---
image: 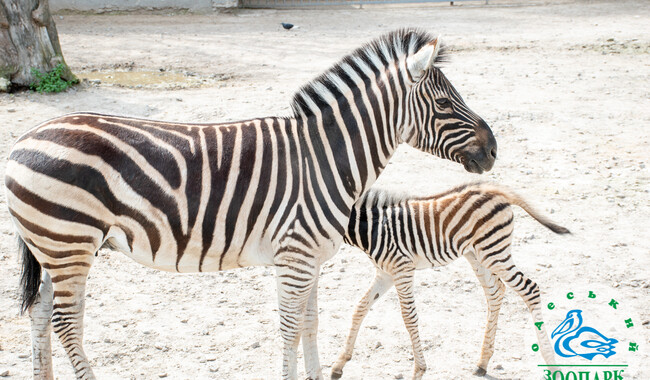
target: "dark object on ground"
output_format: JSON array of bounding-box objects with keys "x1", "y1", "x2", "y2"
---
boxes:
[{"x1": 281, "y1": 23, "x2": 294, "y2": 30}]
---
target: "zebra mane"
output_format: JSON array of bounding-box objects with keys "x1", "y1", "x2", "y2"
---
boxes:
[{"x1": 290, "y1": 28, "x2": 448, "y2": 118}]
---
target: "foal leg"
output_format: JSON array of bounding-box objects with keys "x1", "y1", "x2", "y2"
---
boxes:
[
  {"x1": 481, "y1": 249, "x2": 556, "y2": 368},
  {"x1": 30, "y1": 270, "x2": 54, "y2": 380},
  {"x1": 393, "y1": 266, "x2": 427, "y2": 380},
  {"x1": 49, "y1": 259, "x2": 96, "y2": 380},
  {"x1": 302, "y1": 272, "x2": 322, "y2": 380},
  {"x1": 331, "y1": 269, "x2": 393, "y2": 379},
  {"x1": 464, "y1": 252, "x2": 505, "y2": 376}
]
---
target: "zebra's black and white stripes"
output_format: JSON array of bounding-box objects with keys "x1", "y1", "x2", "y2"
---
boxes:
[
  {"x1": 7, "y1": 29, "x2": 496, "y2": 380},
  {"x1": 332, "y1": 182, "x2": 569, "y2": 379}
]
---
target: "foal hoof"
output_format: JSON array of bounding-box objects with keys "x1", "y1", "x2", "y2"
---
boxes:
[
  {"x1": 473, "y1": 367, "x2": 487, "y2": 377},
  {"x1": 331, "y1": 369, "x2": 343, "y2": 379}
]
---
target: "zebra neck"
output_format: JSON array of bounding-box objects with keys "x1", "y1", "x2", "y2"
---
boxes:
[{"x1": 296, "y1": 85, "x2": 404, "y2": 198}]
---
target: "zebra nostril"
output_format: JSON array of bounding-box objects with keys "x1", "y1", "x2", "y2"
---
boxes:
[{"x1": 490, "y1": 148, "x2": 497, "y2": 159}]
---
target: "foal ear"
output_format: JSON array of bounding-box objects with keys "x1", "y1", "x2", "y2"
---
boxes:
[{"x1": 406, "y1": 35, "x2": 442, "y2": 81}]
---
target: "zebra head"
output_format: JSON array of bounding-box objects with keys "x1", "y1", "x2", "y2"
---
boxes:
[{"x1": 403, "y1": 36, "x2": 497, "y2": 174}]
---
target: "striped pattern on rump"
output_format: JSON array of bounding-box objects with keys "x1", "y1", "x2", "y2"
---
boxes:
[
  {"x1": 332, "y1": 182, "x2": 569, "y2": 380},
  {"x1": 7, "y1": 29, "x2": 498, "y2": 380}
]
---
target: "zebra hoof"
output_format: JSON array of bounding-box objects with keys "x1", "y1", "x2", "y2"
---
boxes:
[
  {"x1": 473, "y1": 367, "x2": 487, "y2": 377},
  {"x1": 331, "y1": 369, "x2": 343, "y2": 379}
]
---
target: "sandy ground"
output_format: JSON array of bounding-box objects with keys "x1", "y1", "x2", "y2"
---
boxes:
[{"x1": 1, "y1": 1, "x2": 649, "y2": 379}]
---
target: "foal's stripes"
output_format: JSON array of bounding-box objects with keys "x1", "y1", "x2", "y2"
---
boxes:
[{"x1": 333, "y1": 182, "x2": 568, "y2": 379}]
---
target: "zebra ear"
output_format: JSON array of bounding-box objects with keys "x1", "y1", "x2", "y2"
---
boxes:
[{"x1": 406, "y1": 35, "x2": 441, "y2": 81}]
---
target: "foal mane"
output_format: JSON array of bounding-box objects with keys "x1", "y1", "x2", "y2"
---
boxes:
[
  {"x1": 290, "y1": 28, "x2": 448, "y2": 118},
  {"x1": 358, "y1": 182, "x2": 487, "y2": 208}
]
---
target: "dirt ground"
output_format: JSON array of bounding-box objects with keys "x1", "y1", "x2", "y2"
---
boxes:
[{"x1": 1, "y1": 1, "x2": 649, "y2": 379}]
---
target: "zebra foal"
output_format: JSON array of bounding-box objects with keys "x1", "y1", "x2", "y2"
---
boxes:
[
  {"x1": 332, "y1": 182, "x2": 569, "y2": 379},
  {"x1": 7, "y1": 29, "x2": 497, "y2": 379}
]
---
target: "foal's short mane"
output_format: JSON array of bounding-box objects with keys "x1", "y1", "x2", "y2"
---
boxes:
[
  {"x1": 358, "y1": 181, "x2": 487, "y2": 208},
  {"x1": 290, "y1": 28, "x2": 448, "y2": 118}
]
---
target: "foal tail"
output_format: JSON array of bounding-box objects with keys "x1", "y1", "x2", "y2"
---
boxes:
[
  {"x1": 498, "y1": 188, "x2": 571, "y2": 235},
  {"x1": 18, "y1": 237, "x2": 42, "y2": 314},
  {"x1": 477, "y1": 183, "x2": 571, "y2": 235}
]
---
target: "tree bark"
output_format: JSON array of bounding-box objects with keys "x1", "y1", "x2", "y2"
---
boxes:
[{"x1": 0, "y1": 0, "x2": 75, "y2": 91}]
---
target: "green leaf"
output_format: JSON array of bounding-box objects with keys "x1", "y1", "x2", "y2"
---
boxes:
[{"x1": 29, "y1": 63, "x2": 76, "y2": 93}]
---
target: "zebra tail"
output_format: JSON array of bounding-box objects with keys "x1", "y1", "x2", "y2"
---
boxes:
[
  {"x1": 498, "y1": 188, "x2": 571, "y2": 235},
  {"x1": 18, "y1": 236, "x2": 42, "y2": 314}
]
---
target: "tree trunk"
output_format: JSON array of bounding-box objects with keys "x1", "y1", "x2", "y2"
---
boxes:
[{"x1": 0, "y1": 0, "x2": 75, "y2": 91}]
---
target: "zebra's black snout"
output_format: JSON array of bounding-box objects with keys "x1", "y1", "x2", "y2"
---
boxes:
[
  {"x1": 460, "y1": 120, "x2": 496, "y2": 174},
  {"x1": 476, "y1": 120, "x2": 497, "y2": 172}
]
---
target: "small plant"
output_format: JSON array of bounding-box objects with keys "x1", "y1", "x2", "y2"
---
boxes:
[{"x1": 30, "y1": 63, "x2": 78, "y2": 93}]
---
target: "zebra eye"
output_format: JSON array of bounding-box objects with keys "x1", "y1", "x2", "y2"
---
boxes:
[{"x1": 435, "y1": 98, "x2": 451, "y2": 108}]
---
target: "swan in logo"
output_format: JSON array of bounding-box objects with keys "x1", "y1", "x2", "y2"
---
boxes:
[{"x1": 551, "y1": 309, "x2": 618, "y2": 360}]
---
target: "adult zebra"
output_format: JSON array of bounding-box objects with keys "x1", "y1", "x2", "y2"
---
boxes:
[{"x1": 6, "y1": 29, "x2": 496, "y2": 380}]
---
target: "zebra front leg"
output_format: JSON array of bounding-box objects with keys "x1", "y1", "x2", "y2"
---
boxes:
[
  {"x1": 393, "y1": 267, "x2": 427, "y2": 380},
  {"x1": 302, "y1": 271, "x2": 322, "y2": 380},
  {"x1": 275, "y1": 259, "x2": 319, "y2": 380},
  {"x1": 30, "y1": 270, "x2": 54, "y2": 380},
  {"x1": 464, "y1": 252, "x2": 505, "y2": 377},
  {"x1": 50, "y1": 263, "x2": 96, "y2": 380},
  {"x1": 331, "y1": 269, "x2": 393, "y2": 379},
  {"x1": 481, "y1": 251, "x2": 557, "y2": 370}
]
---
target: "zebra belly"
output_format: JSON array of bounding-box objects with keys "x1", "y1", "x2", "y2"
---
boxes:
[
  {"x1": 104, "y1": 225, "x2": 275, "y2": 273},
  {"x1": 413, "y1": 250, "x2": 463, "y2": 269}
]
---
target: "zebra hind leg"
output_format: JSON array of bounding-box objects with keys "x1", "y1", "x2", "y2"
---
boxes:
[
  {"x1": 481, "y1": 249, "x2": 557, "y2": 370},
  {"x1": 464, "y1": 252, "x2": 505, "y2": 377},
  {"x1": 49, "y1": 255, "x2": 96, "y2": 380},
  {"x1": 30, "y1": 270, "x2": 54, "y2": 380},
  {"x1": 331, "y1": 269, "x2": 393, "y2": 379},
  {"x1": 392, "y1": 266, "x2": 427, "y2": 380}
]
